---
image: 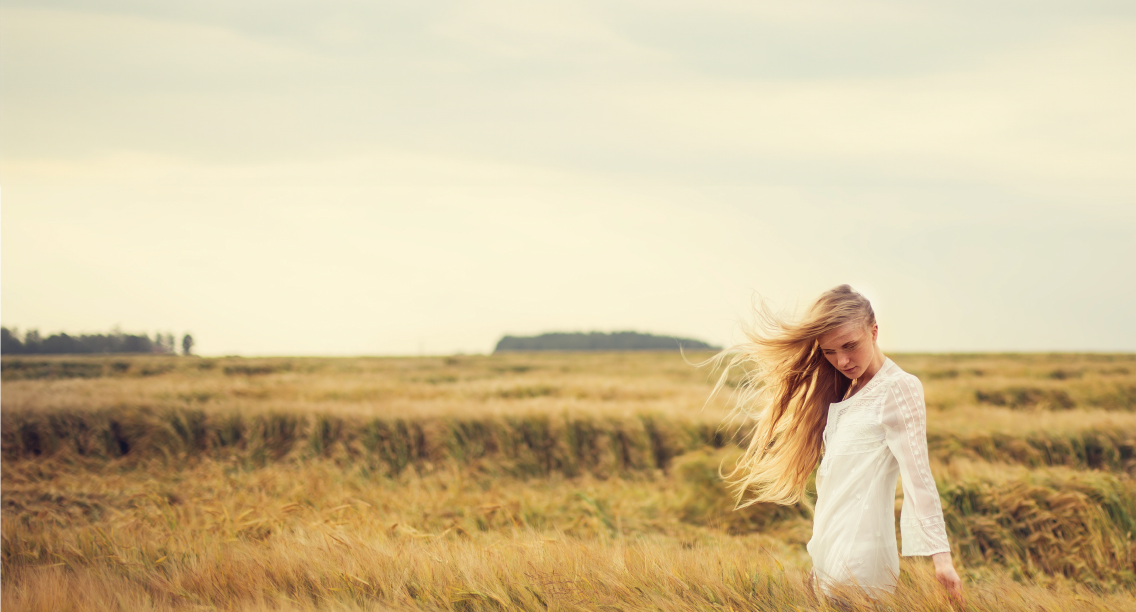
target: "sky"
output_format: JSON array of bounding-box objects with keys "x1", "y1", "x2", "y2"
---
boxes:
[{"x1": 2, "y1": 0, "x2": 1134, "y2": 356}]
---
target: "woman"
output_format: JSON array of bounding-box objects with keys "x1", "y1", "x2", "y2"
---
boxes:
[{"x1": 710, "y1": 285, "x2": 962, "y2": 600}]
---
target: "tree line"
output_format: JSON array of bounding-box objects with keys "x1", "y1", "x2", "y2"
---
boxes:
[
  {"x1": 494, "y1": 331, "x2": 720, "y2": 353},
  {"x1": 1, "y1": 327, "x2": 195, "y2": 355}
]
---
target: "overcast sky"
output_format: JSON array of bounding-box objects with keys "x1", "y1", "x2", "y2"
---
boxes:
[{"x1": 2, "y1": 0, "x2": 1134, "y2": 355}]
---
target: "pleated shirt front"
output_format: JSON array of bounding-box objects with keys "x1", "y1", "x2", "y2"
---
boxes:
[{"x1": 806, "y1": 358, "x2": 951, "y2": 595}]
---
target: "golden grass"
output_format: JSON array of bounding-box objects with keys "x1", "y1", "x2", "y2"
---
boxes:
[
  {"x1": 0, "y1": 353, "x2": 734, "y2": 420},
  {"x1": 4, "y1": 456, "x2": 1134, "y2": 611},
  {"x1": 4, "y1": 352, "x2": 1136, "y2": 611},
  {"x1": 9, "y1": 535, "x2": 1135, "y2": 612},
  {"x1": 4, "y1": 352, "x2": 1133, "y2": 420}
]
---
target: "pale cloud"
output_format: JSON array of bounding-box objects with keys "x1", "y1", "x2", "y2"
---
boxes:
[
  {"x1": 2, "y1": 151, "x2": 813, "y2": 354},
  {"x1": 430, "y1": 1, "x2": 659, "y2": 63},
  {"x1": 606, "y1": 22, "x2": 1136, "y2": 193},
  {"x1": 2, "y1": 1, "x2": 1134, "y2": 354},
  {"x1": 614, "y1": 0, "x2": 936, "y2": 27}
]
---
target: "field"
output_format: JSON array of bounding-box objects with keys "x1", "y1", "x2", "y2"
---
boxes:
[{"x1": 3, "y1": 352, "x2": 1136, "y2": 611}]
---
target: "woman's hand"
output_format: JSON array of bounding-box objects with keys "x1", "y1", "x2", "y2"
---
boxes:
[{"x1": 931, "y1": 552, "x2": 963, "y2": 605}]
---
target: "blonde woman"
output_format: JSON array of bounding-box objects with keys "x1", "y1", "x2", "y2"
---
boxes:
[{"x1": 712, "y1": 285, "x2": 962, "y2": 600}]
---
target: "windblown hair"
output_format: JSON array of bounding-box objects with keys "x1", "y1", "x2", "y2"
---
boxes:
[{"x1": 707, "y1": 284, "x2": 876, "y2": 507}]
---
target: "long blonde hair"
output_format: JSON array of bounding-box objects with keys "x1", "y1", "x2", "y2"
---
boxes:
[{"x1": 708, "y1": 284, "x2": 876, "y2": 507}]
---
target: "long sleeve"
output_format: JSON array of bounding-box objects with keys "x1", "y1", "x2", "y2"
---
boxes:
[{"x1": 880, "y1": 373, "x2": 951, "y2": 556}]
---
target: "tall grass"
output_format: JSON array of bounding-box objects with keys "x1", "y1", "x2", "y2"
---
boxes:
[
  {"x1": 8, "y1": 536, "x2": 1136, "y2": 611},
  {"x1": 1, "y1": 408, "x2": 727, "y2": 478},
  {"x1": 4, "y1": 456, "x2": 1136, "y2": 611},
  {"x1": 938, "y1": 462, "x2": 1136, "y2": 588},
  {"x1": 5, "y1": 405, "x2": 1133, "y2": 475},
  {"x1": 4, "y1": 352, "x2": 1136, "y2": 611}
]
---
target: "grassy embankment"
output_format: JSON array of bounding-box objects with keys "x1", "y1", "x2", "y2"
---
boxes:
[{"x1": 3, "y1": 352, "x2": 1136, "y2": 611}]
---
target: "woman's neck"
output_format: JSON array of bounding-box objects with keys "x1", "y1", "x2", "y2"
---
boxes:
[{"x1": 847, "y1": 347, "x2": 887, "y2": 397}]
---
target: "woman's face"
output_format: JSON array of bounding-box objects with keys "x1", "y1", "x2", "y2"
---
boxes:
[{"x1": 818, "y1": 322, "x2": 879, "y2": 380}]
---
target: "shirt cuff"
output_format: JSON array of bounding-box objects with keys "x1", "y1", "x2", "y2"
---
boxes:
[{"x1": 899, "y1": 515, "x2": 951, "y2": 556}]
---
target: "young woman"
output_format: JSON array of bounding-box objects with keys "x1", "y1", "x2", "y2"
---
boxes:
[{"x1": 711, "y1": 285, "x2": 962, "y2": 600}]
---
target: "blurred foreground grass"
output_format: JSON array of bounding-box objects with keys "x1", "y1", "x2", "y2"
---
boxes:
[{"x1": 3, "y1": 352, "x2": 1136, "y2": 611}]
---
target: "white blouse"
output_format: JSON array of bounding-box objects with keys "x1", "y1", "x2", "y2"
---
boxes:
[{"x1": 806, "y1": 357, "x2": 951, "y2": 596}]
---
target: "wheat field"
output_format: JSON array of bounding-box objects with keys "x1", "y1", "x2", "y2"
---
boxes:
[{"x1": 3, "y1": 352, "x2": 1136, "y2": 611}]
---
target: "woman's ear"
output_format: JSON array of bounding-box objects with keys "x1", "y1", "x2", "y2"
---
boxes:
[{"x1": 871, "y1": 324, "x2": 879, "y2": 342}]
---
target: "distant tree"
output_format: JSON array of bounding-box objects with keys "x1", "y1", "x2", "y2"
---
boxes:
[
  {"x1": 41, "y1": 333, "x2": 81, "y2": 354},
  {"x1": 122, "y1": 334, "x2": 153, "y2": 353},
  {"x1": 24, "y1": 330, "x2": 42, "y2": 354},
  {"x1": 0, "y1": 327, "x2": 183, "y2": 355},
  {"x1": 1, "y1": 327, "x2": 24, "y2": 354},
  {"x1": 494, "y1": 331, "x2": 719, "y2": 353},
  {"x1": 182, "y1": 334, "x2": 195, "y2": 356},
  {"x1": 153, "y1": 332, "x2": 174, "y2": 354}
]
